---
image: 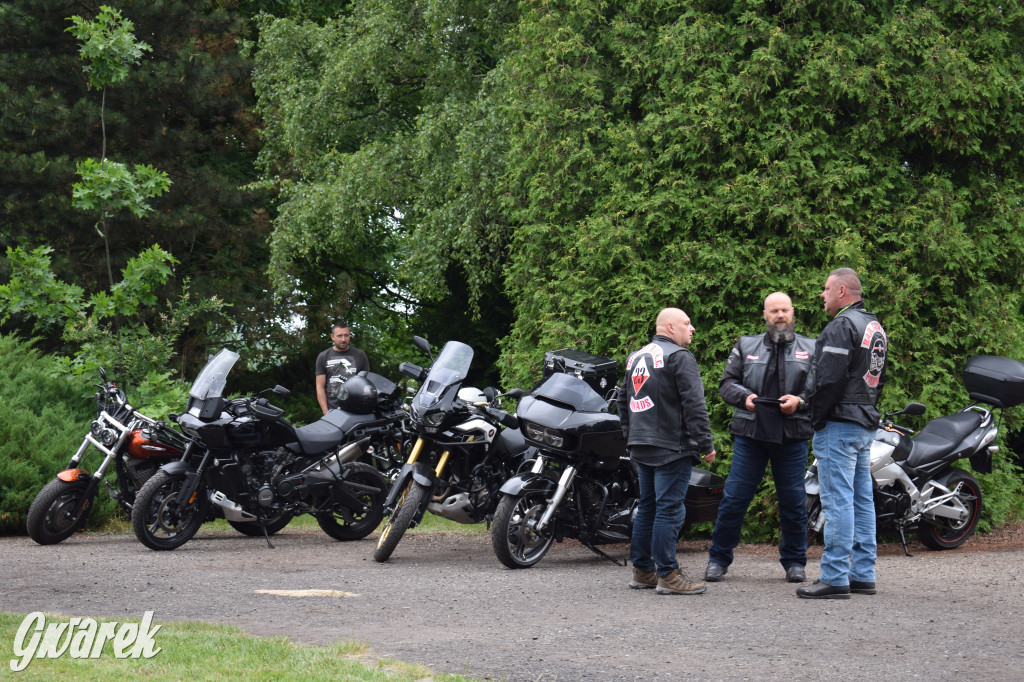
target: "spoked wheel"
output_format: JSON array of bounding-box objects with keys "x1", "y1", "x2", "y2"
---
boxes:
[
  {"x1": 132, "y1": 470, "x2": 208, "y2": 551},
  {"x1": 26, "y1": 478, "x2": 95, "y2": 545},
  {"x1": 919, "y1": 469, "x2": 982, "y2": 550},
  {"x1": 317, "y1": 463, "x2": 387, "y2": 541},
  {"x1": 228, "y1": 515, "x2": 292, "y2": 537},
  {"x1": 806, "y1": 494, "x2": 824, "y2": 546},
  {"x1": 491, "y1": 490, "x2": 556, "y2": 569},
  {"x1": 373, "y1": 481, "x2": 427, "y2": 562}
]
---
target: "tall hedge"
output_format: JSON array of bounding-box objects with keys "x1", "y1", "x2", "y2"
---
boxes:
[
  {"x1": 491, "y1": 0, "x2": 1024, "y2": 534},
  {"x1": 0, "y1": 336, "x2": 97, "y2": 533}
]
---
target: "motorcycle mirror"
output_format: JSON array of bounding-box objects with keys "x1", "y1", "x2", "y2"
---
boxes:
[
  {"x1": 412, "y1": 335, "x2": 433, "y2": 361},
  {"x1": 98, "y1": 367, "x2": 107, "y2": 382},
  {"x1": 502, "y1": 388, "x2": 525, "y2": 401},
  {"x1": 483, "y1": 387, "x2": 498, "y2": 402},
  {"x1": 273, "y1": 385, "x2": 291, "y2": 399},
  {"x1": 900, "y1": 402, "x2": 927, "y2": 416}
]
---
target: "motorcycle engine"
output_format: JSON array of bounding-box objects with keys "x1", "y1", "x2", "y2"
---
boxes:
[
  {"x1": 240, "y1": 448, "x2": 295, "y2": 507},
  {"x1": 122, "y1": 457, "x2": 160, "y2": 490},
  {"x1": 874, "y1": 488, "x2": 911, "y2": 528}
]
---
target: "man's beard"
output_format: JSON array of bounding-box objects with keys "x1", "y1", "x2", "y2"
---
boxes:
[{"x1": 767, "y1": 320, "x2": 796, "y2": 344}]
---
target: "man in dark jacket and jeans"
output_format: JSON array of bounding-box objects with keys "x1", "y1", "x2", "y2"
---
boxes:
[
  {"x1": 618, "y1": 308, "x2": 716, "y2": 595},
  {"x1": 798, "y1": 268, "x2": 888, "y2": 599},
  {"x1": 706, "y1": 292, "x2": 815, "y2": 584}
]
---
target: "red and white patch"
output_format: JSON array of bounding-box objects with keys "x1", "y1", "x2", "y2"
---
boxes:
[
  {"x1": 631, "y1": 357, "x2": 650, "y2": 394},
  {"x1": 746, "y1": 354, "x2": 760, "y2": 361},
  {"x1": 860, "y1": 321, "x2": 887, "y2": 348},
  {"x1": 794, "y1": 350, "x2": 809, "y2": 360},
  {"x1": 626, "y1": 343, "x2": 665, "y2": 370},
  {"x1": 630, "y1": 396, "x2": 655, "y2": 412}
]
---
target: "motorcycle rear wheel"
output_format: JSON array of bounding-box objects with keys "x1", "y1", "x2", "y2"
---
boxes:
[
  {"x1": 918, "y1": 469, "x2": 982, "y2": 550},
  {"x1": 132, "y1": 470, "x2": 208, "y2": 551},
  {"x1": 26, "y1": 478, "x2": 95, "y2": 545},
  {"x1": 491, "y1": 490, "x2": 556, "y2": 569},
  {"x1": 228, "y1": 515, "x2": 292, "y2": 537},
  {"x1": 373, "y1": 480, "x2": 427, "y2": 562},
  {"x1": 317, "y1": 462, "x2": 387, "y2": 541}
]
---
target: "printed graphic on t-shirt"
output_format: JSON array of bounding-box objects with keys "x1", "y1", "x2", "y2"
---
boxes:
[{"x1": 325, "y1": 357, "x2": 357, "y2": 397}]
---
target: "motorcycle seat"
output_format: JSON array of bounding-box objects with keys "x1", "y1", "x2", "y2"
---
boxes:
[
  {"x1": 904, "y1": 411, "x2": 983, "y2": 469},
  {"x1": 291, "y1": 419, "x2": 347, "y2": 456}
]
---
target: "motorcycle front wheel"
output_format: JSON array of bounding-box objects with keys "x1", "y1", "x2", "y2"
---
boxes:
[
  {"x1": 919, "y1": 469, "x2": 982, "y2": 550},
  {"x1": 372, "y1": 480, "x2": 427, "y2": 562},
  {"x1": 317, "y1": 463, "x2": 387, "y2": 541},
  {"x1": 491, "y1": 490, "x2": 556, "y2": 569},
  {"x1": 26, "y1": 478, "x2": 95, "y2": 545},
  {"x1": 132, "y1": 470, "x2": 209, "y2": 551}
]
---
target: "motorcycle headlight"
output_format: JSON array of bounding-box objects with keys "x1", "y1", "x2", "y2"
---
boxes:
[
  {"x1": 424, "y1": 411, "x2": 445, "y2": 427},
  {"x1": 523, "y1": 421, "x2": 566, "y2": 449},
  {"x1": 543, "y1": 430, "x2": 564, "y2": 448},
  {"x1": 524, "y1": 422, "x2": 545, "y2": 441}
]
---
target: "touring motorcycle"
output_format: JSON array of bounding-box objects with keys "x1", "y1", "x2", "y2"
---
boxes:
[
  {"x1": 372, "y1": 337, "x2": 531, "y2": 562},
  {"x1": 131, "y1": 349, "x2": 392, "y2": 550},
  {"x1": 26, "y1": 367, "x2": 190, "y2": 545},
  {"x1": 491, "y1": 364, "x2": 723, "y2": 569},
  {"x1": 805, "y1": 355, "x2": 1024, "y2": 554}
]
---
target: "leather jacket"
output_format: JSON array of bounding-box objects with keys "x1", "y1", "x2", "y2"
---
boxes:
[
  {"x1": 719, "y1": 332, "x2": 815, "y2": 440},
  {"x1": 616, "y1": 336, "x2": 714, "y2": 459},
  {"x1": 808, "y1": 301, "x2": 888, "y2": 430}
]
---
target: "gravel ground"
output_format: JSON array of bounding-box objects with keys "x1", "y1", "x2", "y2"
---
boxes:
[{"x1": 2, "y1": 524, "x2": 1024, "y2": 681}]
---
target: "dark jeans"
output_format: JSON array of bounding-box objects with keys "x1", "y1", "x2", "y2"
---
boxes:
[
  {"x1": 631, "y1": 457, "x2": 693, "y2": 576},
  {"x1": 708, "y1": 435, "x2": 809, "y2": 569}
]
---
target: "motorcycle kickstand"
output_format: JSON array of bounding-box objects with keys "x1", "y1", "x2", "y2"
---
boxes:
[
  {"x1": 897, "y1": 526, "x2": 912, "y2": 557},
  {"x1": 585, "y1": 543, "x2": 626, "y2": 567},
  {"x1": 261, "y1": 521, "x2": 275, "y2": 550}
]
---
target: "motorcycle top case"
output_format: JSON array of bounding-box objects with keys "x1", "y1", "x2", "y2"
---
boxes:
[
  {"x1": 963, "y1": 355, "x2": 1024, "y2": 408},
  {"x1": 543, "y1": 349, "x2": 618, "y2": 397}
]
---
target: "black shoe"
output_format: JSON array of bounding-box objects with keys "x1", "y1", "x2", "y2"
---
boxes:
[
  {"x1": 850, "y1": 580, "x2": 876, "y2": 595},
  {"x1": 796, "y1": 580, "x2": 850, "y2": 599},
  {"x1": 785, "y1": 565, "x2": 806, "y2": 583},
  {"x1": 704, "y1": 562, "x2": 727, "y2": 582}
]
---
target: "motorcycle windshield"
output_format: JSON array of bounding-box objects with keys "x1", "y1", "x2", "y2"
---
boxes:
[
  {"x1": 414, "y1": 341, "x2": 474, "y2": 409},
  {"x1": 189, "y1": 349, "x2": 240, "y2": 400},
  {"x1": 533, "y1": 372, "x2": 607, "y2": 412}
]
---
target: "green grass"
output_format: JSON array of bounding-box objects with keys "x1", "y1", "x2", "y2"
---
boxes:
[{"x1": 0, "y1": 612, "x2": 481, "y2": 680}]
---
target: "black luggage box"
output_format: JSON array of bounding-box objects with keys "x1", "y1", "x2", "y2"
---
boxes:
[
  {"x1": 684, "y1": 467, "x2": 725, "y2": 525},
  {"x1": 963, "y1": 355, "x2": 1024, "y2": 408},
  {"x1": 543, "y1": 348, "x2": 618, "y2": 397}
]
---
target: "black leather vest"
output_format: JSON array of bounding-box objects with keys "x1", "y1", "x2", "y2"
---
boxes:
[{"x1": 729, "y1": 333, "x2": 815, "y2": 431}]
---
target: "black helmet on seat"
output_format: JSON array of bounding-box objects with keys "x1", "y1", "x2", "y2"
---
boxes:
[{"x1": 337, "y1": 374, "x2": 377, "y2": 414}]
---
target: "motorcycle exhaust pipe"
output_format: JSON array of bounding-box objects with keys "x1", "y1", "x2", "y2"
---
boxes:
[
  {"x1": 209, "y1": 490, "x2": 256, "y2": 522},
  {"x1": 337, "y1": 437, "x2": 370, "y2": 464}
]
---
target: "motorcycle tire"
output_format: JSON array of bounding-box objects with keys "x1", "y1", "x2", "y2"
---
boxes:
[
  {"x1": 918, "y1": 468, "x2": 982, "y2": 551},
  {"x1": 806, "y1": 494, "x2": 823, "y2": 546},
  {"x1": 26, "y1": 478, "x2": 95, "y2": 545},
  {"x1": 228, "y1": 515, "x2": 292, "y2": 537},
  {"x1": 491, "y1": 490, "x2": 556, "y2": 569},
  {"x1": 373, "y1": 480, "x2": 427, "y2": 562},
  {"x1": 317, "y1": 463, "x2": 387, "y2": 542},
  {"x1": 132, "y1": 470, "x2": 209, "y2": 551}
]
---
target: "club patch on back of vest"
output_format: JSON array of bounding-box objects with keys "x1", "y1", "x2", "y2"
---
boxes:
[
  {"x1": 631, "y1": 357, "x2": 650, "y2": 394},
  {"x1": 630, "y1": 396, "x2": 655, "y2": 412},
  {"x1": 861, "y1": 321, "x2": 888, "y2": 388},
  {"x1": 626, "y1": 343, "x2": 665, "y2": 370}
]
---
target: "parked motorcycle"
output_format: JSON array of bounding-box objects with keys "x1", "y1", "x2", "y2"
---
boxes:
[
  {"x1": 491, "y1": 361, "x2": 723, "y2": 569},
  {"x1": 805, "y1": 355, "x2": 1024, "y2": 554},
  {"x1": 131, "y1": 349, "x2": 391, "y2": 550},
  {"x1": 26, "y1": 367, "x2": 190, "y2": 545},
  {"x1": 372, "y1": 337, "x2": 531, "y2": 562}
]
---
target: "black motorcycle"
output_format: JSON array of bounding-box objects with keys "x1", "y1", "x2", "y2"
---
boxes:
[
  {"x1": 491, "y1": 369, "x2": 722, "y2": 569},
  {"x1": 131, "y1": 349, "x2": 392, "y2": 550},
  {"x1": 372, "y1": 337, "x2": 531, "y2": 562},
  {"x1": 26, "y1": 367, "x2": 190, "y2": 544}
]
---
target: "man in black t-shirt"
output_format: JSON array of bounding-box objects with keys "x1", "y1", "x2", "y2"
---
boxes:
[{"x1": 315, "y1": 322, "x2": 370, "y2": 413}]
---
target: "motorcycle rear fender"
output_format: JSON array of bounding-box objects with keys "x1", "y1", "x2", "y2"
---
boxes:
[{"x1": 500, "y1": 473, "x2": 557, "y2": 497}]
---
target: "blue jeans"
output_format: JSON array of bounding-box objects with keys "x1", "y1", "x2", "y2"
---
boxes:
[
  {"x1": 631, "y1": 457, "x2": 693, "y2": 576},
  {"x1": 709, "y1": 435, "x2": 809, "y2": 569},
  {"x1": 814, "y1": 421, "x2": 876, "y2": 586}
]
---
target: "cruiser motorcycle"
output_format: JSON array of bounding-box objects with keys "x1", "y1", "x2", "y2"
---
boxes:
[
  {"x1": 491, "y1": 370, "x2": 722, "y2": 569},
  {"x1": 372, "y1": 337, "x2": 531, "y2": 562},
  {"x1": 26, "y1": 367, "x2": 190, "y2": 545},
  {"x1": 131, "y1": 349, "x2": 392, "y2": 550},
  {"x1": 805, "y1": 355, "x2": 1024, "y2": 554}
]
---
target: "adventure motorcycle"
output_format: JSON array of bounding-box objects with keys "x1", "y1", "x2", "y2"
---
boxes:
[
  {"x1": 131, "y1": 349, "x2": 391, "y2": 550},
  {"x1": 372, "y1": 337, "x2": 531, "y2": 562},
  {"x1": 805, "y1": 354, "x2": 1024, "y2": 554},
  {"x1": 491, "y1": 366, "x2": 722, "y2": 569},
  {"x1": 26, "y1": 367, "x2": 190, "y2": 545}
]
